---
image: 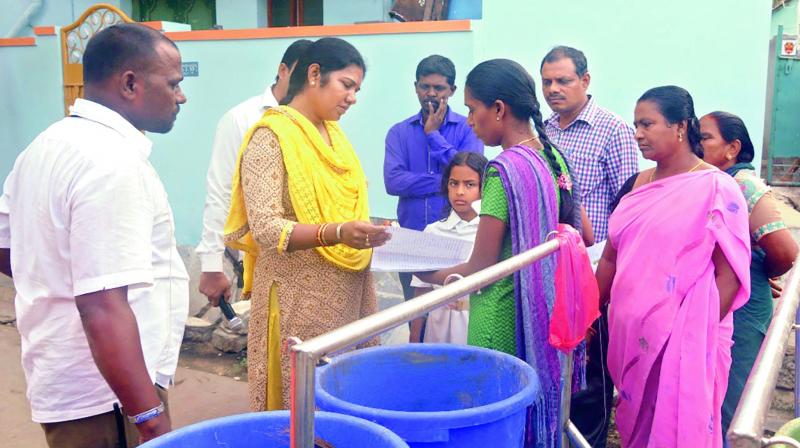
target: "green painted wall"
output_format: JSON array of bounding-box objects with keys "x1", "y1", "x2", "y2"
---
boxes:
[
  {"x1": 773, "y1": 1, "x2": 798, "y2": 36},
  {"x1": 476, "y1": 0, "x2": 770, "y2": 173},
  {"x1": 215, "y1": 0, "x2": 266, "y2": 29},
  {"x1": 1, "y1": 1, "x2": 131, "y2": 37},
  {"x1": 0, "y1": 0, "x2": 772, "y2": 245},
  {"x1": 323, "y1": 0, "x2": 391, "y2": 25},
  {"x1": 0, "y1": 33, "x2": 64, "y2": 179}
]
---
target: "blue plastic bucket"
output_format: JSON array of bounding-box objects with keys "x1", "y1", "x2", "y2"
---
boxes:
[
  {"x1": 316, "y1": 344, "x2": 539, "y2": 447},
  {"x1": 140, "y1": 410, "x2": 409, "y2": 447}
]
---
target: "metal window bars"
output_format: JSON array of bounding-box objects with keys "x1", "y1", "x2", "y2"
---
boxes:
[
  {"x1": 728, "y1": 255, "x2": 800, "y2": 448},
  {"x1": 288, "y1": 237, "x2": 593, "y2": 447}
]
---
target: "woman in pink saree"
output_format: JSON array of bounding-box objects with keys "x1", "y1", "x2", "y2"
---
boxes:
[{"x1": 596, "y1": 86, "x2": 751, "y2": 447}]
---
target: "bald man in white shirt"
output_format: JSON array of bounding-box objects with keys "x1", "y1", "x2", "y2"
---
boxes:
[
  {"x1": 196, "y1": 39, "x2": 313, "y2": 306},
  {"x1": 0, "y1": 24, "x2": 187, "y2": 447}
]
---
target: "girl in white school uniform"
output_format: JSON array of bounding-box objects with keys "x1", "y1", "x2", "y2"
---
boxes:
[{"x1": 410, "y1": 151, "x2": 489, "y2": 344}]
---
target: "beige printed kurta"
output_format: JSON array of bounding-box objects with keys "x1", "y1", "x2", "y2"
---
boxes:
[{"x1": 238, "y1": 127, "x2": 377, "y2": 410}]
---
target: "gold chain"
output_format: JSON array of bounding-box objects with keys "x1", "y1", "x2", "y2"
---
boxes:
[
  {"x1": 649, "y1": 159, "x2": 705, "y2": 183},
  {"x1": 513, "y1": 136, "x2": 537, "y2": 147}
]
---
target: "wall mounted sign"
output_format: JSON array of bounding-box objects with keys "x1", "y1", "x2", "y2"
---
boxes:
[
  {"x1": 781, "y1": 39, "x2": 797, "y2": 57},
  {"x1": 182, "y1": 62, "x2": 199, "y2": 77}
]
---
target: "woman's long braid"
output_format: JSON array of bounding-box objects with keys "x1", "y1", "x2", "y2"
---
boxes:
[{"x1": 530, "y1": 100, "x2": 576, "y2": 225}]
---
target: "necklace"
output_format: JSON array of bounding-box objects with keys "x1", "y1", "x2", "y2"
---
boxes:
[
  {"x1": 649, "y1": 159, "x2": 705, "y2": 183},
  {"x1": 513, "y1": 136, "x2": 537, "y2": 147}
]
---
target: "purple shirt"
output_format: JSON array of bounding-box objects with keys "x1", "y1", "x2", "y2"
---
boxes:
[
  {"x1": 544, "y1": 96, "x2": 638, "y2": 241},
  {"x1": 384, "y1": 108, "x2": 483, "y2": 230}
]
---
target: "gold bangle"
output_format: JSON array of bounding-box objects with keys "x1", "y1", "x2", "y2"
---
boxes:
[
  {"x1": 335, "y1": 223, "x2": 344, "y2": 244},
  {"x1": 316, "y1": 224, "x2": 325, "y2": 247},
  {"x1": 320, "y1": 223, "x2": 331, "y2": 246}
]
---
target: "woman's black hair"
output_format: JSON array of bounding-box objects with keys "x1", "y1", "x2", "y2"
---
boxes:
[
  {"x1": 464, "y1": 58, "x2": 577, "y2": 225},
  {"x1": 440, "y1": 151, "x2": 489, "y2": 219},
  {"x1": 705, "y1": 111, "x2": 755, "y2": 164},
  {"x1": 638, "y1": 85, "x2": 703, "y2": 157},
  {"x1": 280, "y1": 37, "x2": 366, "y2": 105}
]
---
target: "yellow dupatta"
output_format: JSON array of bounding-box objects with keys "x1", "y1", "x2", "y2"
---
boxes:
[{"x1": 224, "y1": 106, "x2": 372, "y2": 296}]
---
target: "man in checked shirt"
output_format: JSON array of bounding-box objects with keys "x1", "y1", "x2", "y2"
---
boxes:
[{"x1": 541, "y1": 45, "x2": 638, "y2": 448}]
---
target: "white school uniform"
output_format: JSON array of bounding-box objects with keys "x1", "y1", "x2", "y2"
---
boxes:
[{"x1": 411, "y1": 203, "x2": 480, "y2": 344}]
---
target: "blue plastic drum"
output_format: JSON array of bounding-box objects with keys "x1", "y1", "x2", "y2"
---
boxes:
[
  {"x1": 316, "y1": 344, "x2": 539, "y2": 447},
  {"x1": 140, "y1": 410, "x2": 408, "y2": 447}
]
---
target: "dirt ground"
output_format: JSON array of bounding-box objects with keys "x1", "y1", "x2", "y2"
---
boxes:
[{"x1": 0, "y1": 281, "x2": 250, "y2": 448}]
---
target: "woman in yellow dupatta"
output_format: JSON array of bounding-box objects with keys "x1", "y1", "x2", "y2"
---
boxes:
[{"x1": 224, "y1": 38, "x2": 390, "y2": 411}]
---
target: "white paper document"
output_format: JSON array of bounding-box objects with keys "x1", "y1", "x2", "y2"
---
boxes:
[
  {"x1": 370, "y1": 227, "x2": 474, "y2": 272},
  {"x1": 586, "y1": 239, "x2": 607, "y2": 272}
]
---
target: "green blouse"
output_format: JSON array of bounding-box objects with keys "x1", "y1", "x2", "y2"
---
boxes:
[{"x1": 468, "y1": 166, "x2": 516, "y2": 355}]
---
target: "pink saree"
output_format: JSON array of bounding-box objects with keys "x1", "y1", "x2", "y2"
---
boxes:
[{"x1": 606, "y1": 170, "x2": 751, "y2": 448}]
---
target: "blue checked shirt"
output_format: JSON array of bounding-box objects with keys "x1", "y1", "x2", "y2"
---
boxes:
[{"x1": 544, "y1": 96, "x2": 639, "y2": 241}]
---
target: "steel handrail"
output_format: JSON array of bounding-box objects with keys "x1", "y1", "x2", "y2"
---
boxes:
[
  {"x1": 728, "y1": 256, "x2": 800, "y2": 447},
  {"x1": 288, "y1": 238, "x2": 572, "y2": 447}
]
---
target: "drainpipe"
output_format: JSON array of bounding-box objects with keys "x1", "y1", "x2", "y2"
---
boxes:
[{"x1": 5, "y1": 0, "x2": 44, "y2": 38}]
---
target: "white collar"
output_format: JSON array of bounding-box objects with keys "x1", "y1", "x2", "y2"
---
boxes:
[
  {"x1": 260, "y1": 86, "x2": 279, "y2": 110},
  {"x1": 439, "y1": 201, "x2": 481, "y2": 230},
  {"x1": 69, "y1": 98, "x2": 153, "y2": 160}
]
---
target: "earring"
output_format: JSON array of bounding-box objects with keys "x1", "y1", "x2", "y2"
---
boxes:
[
  {"x1": 496, "y1": 116, "x2": 500, "y2": 121},
  {"x1": 678, "y1": 131, "x2": 683, "y2": 142},
  {"x1": 311, "y1": 81, "x2": 316, "y2": 86},
  {"x1": 726, "y1": 154, "x2": 733, "y2": 160}
]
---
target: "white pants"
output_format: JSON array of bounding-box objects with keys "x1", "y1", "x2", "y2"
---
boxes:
[{"x1": 424, "y1": 298, "x2": 469, "y2": 344}]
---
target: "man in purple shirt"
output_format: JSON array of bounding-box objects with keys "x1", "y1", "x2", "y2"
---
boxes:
[{"x1": 383, "y1": 55, "x2": 483, "y2": 303}]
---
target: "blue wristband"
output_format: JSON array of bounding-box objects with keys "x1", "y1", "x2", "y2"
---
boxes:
[{"x1": 127, "y1": 402, "x2": 165, "y2": 425}]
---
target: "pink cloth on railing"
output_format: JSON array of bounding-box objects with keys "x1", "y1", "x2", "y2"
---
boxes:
[
  {"x1": 607, "y1": 170, "x2": 751, "y2": 448},
  {"x1": 549, "y1": 224, "x2": 600, "y2": 352}
]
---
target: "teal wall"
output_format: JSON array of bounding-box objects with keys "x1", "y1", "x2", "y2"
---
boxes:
[
  {"x1": 0, "y1": 32, "x2": 63, "y2": 179},
  {"x1": 0, "y1": 0, "x2": 772, "y2": 245},
  {"x1": 1, "y1": 1, "x2": 131, "y2": 37},
  {"x1": 772, "y1": 1, "x2": 798, "y2": 36},
  {"x1": 476, "y1": 0, "x2": 770, "y2": 172},
  {"x1": 323, "y1": 0, "x2": 391, "y2": 25},
  {"x1": 216, "y1": 0, "x2": 266, "y2": 29}
]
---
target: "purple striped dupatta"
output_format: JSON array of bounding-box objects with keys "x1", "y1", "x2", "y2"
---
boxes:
[{"x1": 490, "y1": 145, "x2": 580, "y2": 448}]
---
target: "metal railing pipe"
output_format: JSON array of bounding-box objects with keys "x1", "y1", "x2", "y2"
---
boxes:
[
  {"x1": 293, "y1": 239, "x2": 560, "y2": 357},
  {"x1": 290, "y1": 344, "x2": 316, "y2": 448},
  {"x1": 795, "y1": 303, "x2": 800, "y2": 419},
  {"x1": 567, "y1": 420, "x2": 592, "y2": 448},
  {"x1": 560, "y1": 352, "x2": 573, "y2": 448},
  {"x1": 728, "y1": 257, "x2": 800, "y2": 448},
  {"x1": 289, "y1": 238, "x2": 561, "y2": 448}
]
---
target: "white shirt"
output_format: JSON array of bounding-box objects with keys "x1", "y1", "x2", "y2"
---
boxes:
[
  {"x1": 411, "y1": 203, "x2": 480, "y2": 289},
  {"x1": 196, "y1": 87, "x2": 279, "y2": 271},
  {"x1": 0, "y1": 99, "x2": 189, "y2": 423}
]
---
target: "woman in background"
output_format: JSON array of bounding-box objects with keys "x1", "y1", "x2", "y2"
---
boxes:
[{"x1": 700, "y1": 110, "x2": 798, "y2": 434}]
